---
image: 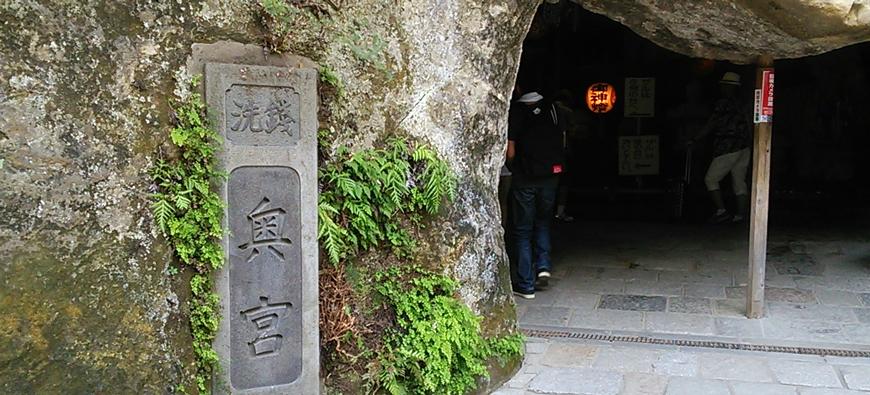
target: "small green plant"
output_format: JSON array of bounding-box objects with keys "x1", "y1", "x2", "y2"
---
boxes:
[
  {"x1": 259, "y1": 0, "x2": 326, "y2": 53},
  {"x1": 318, "y1": 139, "x2": 456, "y2": 265},
  {"x1": 337, "y1": 19, "x2": 391, "y2": 78},
  {"x1": 370, "y1": 267, "x2": 523, "y2": 395},
  {"x1": 319, "y1": 64, "x2": 344, "y2": 96},
  {"x1": 150, "y1": 75, "x2": 224, "y2": 394}
]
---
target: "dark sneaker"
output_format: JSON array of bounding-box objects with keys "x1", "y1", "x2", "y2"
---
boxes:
[
  {"x1": 708, "y1": 211, "x2": 732, "y2": 224},
  {"x1": 536, "y1": 270, "x2": 551, "y2": 288},
  {"x1": 512, "y1": 287, "x2": 535, "y2": 299}
]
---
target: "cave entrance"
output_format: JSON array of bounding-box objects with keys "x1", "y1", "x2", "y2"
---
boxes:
[{"x1": 504, "y1": 2, "x2": 870, "y2": 347}]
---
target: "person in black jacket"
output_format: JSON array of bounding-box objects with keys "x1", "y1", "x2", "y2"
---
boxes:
[{"x1": 506, "y1": 91, "x2": 566, "y2": 299}]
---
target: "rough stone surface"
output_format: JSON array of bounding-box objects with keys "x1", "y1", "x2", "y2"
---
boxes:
[
  {"x1": 599, "y1": 294, "x2": 667, "y2": 312},
  {"x1": 527, "y1": 367, "x2": 623, "y2": 395},
  {"x1": 573, "y1": 0, "x2": 870, "y2": 63},
  {"x1": 769, "y1": 360, "x2": 843, "y2": 388}
]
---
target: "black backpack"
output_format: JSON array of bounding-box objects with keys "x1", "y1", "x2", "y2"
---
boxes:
[{"x1": 516, "y1": 103, "x2": 566, "y2": 177}]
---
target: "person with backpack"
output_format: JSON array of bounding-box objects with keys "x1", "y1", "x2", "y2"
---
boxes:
[{"x1": 506, "y1": 91, "x2": 566, "y2": 299}]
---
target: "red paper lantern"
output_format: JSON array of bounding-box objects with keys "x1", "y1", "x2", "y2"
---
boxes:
[{"x1": 586, "y1": 82, "x2": 617, "y2": 114}]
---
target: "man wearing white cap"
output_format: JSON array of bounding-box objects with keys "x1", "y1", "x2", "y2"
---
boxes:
[
  {"x1": 690, "y1": 72, "x2": 752, "y2": 223},
  {"x1": 506, "y1": 90, "x2": 566, "y2": 299}
]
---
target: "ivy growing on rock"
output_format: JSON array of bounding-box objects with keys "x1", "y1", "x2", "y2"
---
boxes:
[{"x1": 150, "y1": 76, "x2": 224, "y2": 394}]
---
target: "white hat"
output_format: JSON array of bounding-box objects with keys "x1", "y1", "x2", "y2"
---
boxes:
[
  {"x1": 720, "y1": 72, "x2": 741, "y2": 86},
  {"x1": 517, "y1": 92, "x2": 544, "y2": 103}
]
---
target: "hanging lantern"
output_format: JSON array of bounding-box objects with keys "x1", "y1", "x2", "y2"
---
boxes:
[{"x1": 586, "y1": 82, "x2": 617, "y2": 114}]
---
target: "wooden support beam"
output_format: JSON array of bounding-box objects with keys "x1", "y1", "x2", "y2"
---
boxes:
[{"x1": 747, "y1": 55, "x2": 775, "y2": 319}]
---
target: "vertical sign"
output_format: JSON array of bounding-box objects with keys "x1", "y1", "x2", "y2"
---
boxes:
[
  {"x1": 624, "y1": 78, "x2": 655, "y2": 118},
  {"x1": 753, "y1": 89, "x2": 766, "y2": 124},
  {"x1": 206, "y1": 63, "x2": 319, "y2": 394},
  {"x1": 618, "y1": 135, "x2": 660, "y2": 175},
  {"x1": 761, "y1": 69, "x2": 774, "y2": 116}
]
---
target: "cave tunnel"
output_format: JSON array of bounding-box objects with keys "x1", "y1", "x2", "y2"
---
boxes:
[{"x1": 504, "y1": 1, "x2": 870, "y2": 345}]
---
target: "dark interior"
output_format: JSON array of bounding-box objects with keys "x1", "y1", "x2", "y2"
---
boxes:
[{"x1": 511, "y1": 2, "x2": 870, "y2": 227}]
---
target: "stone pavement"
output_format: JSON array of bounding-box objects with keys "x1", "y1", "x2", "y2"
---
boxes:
[
  {"x1": 516, "y1": 221, "x2": 870, "y2": 349},
  {"x1": 495, "y1": 337, "x2": 870, "y2": 395}
]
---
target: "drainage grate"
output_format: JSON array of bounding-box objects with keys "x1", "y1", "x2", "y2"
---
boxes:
[{"x1": 521, "y1": 328, "x2": 870, "y2": 358}]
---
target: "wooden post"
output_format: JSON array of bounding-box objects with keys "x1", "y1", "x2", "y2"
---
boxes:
[{"x1": 747, "y1": 56, "x2": 774, "y2": 318}]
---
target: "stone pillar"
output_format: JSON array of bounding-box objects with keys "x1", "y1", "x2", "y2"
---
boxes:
[{"x1": 206, "y1": 62, "x2": 319, "y2": 394}]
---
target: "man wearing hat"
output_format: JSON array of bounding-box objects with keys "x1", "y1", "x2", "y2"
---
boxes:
[{"x1": 690, "y1": 72, "x2": 752, "y2": 223}]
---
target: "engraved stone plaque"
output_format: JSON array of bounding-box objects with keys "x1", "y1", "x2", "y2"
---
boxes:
[
  {"x1": 225, "y1": 85, "x2": 301, "y2": 146},
  {"x1": 205, "y1": 61, "x2": 318, "y2": 394},
  {"x1": 228, "y1": 166, "x2": 302, "y2": 389}
]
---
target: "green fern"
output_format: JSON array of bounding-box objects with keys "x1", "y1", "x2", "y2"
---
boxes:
[
  {"x1": 317, "y1": 138, "x2": 456, "y2": 266},
  {"x1": 149, "y1": 75, "x2": 224, "y2": 393},
  {"x1": 371, "y1": 267, "x2": 524, "y2": 395}
]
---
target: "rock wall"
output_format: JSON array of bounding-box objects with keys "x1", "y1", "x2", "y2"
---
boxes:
[
  {"x1": 575, "y1": 0, "x2": 870, "y2": 63},
  {"x1": 0, "y1": 0, "x2": 539, "y2": 391}
]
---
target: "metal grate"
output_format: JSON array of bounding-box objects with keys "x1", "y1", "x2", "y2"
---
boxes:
[{"x1": 521, "y1": 328, "x2": 870, "y2": 358}]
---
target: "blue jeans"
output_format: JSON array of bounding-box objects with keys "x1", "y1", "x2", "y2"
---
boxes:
[{"x1": 512, "y1": 185, "x2": 557, "y2": 292}]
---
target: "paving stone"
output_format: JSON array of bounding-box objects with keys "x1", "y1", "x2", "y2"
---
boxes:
[
  {"x1": 550, "y1": 291, "x2": 600, "y2": 310},
  {"x1": 698, "y1": 354, "x2": 773, "y2": 382},
  {"x1": 665, "y1": 377, "x2": 729, "y2": 395},
  {"x1": 797, "y1": 389, "x2": 869, "y2": 395},
  {"x1": 505, "y1": 372, "x2": 537, "y2": 389},
  {"x1": 770, "y1": 248, "x2": 824, "y2": 276},
  {"x1": 766, "y1": 288, "x2": 819, "y2": 304},
  {"x1": 839, "y1": 364, "x2": 870, "y2": 391},
  {"x1": 622, "y1": 373, "x2": 668, "y2": 395},
  {"x1": 540, "y1": 343, "x2": 599, "y2": 368},
  {"x1": 730, "y1": 382, "x2": 798, "y2": 395},
  {"x1": 684, "y1": 284, "x2": 726, "y2": 299},
  {"x1": 714, "y1": 317, "x2": 764, "y2": 338},
  {"x1": 625, "y1": 281, "x2": 683, "y2": 297},
  {"x1": 598, "y1": 295, "x2": 667, "y2": 312},
  {"x1": 853, "y1": 308, "x2": 870, "y2": 324},
  {"x1": 841, "y1": 323, "x2": 870, "y2": 344},
  {"x1": 568, "y1": 308, "x2": 644, "y2": 332},
  {"x1": 769, "y1": 360, "x2": 842, "y2": 388},
  {"x1": 762, "y1": 319, "x2": 847, "y2": 344},
  {"x1": 768, "y1": 303, "x2": 857, "y2": 323},
  {"x1": 726, "y1": 286, "x2": 747, "y2": 299},
  {"x1": 525, "y1": 341, "x2": 549, "y2": 354},
  {"x1": 658, "y1": 271, "x2": 733, "y2": 285},
  {"x1": 593, "y1": 346, "x2": 660, "y2": 373},
  {"x1": 816, "y1": 290, "x2": 863, "y2": 307},
  {"x1": 825, "y1": 356, "x2": 870, "y2": 366},
  {"x1": 653, "y1": 351, "x2": 698, "y2": 377},
  {"x1": 634, "y1": 257, "x2": 696, "y2": 272},
  {"x1": 491, "y1": 388, "x2": 526, "y2": 395},
  {"x1": 765, "y1": 275, "x2": 800, "y2": 289},
  {"x1": 645, "y1": 312, "x2": 716, "y2": 335},
  {"x1": 527, "y1": 367, "x2": 623, "y2": 395},
  {"x1": 667, "y1": 297, "x2": 713, "y2": 314},
  {"x1": 571, "y1": 279, "x2": 626, "y2": 294},
  {"x1": 520, "y1": 306, "x2": 573, "y2": 327},
  {"x1": 860, "y1": 293, "x2": 870, "y2": 306},
  {"x1": 599, "y1": 268, "x2": 659, "y2": 282},
  {"x1": 713, "y1": 298, "x2": 747, "y2": 318}
]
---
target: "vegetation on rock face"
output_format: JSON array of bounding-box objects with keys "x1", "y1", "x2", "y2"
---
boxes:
[
  {"x1": 258, "y1": 1, "x2": 525, "y2": 392},
  {"x1": 150, "y1": 76, "x2": 224, "y2": 394},
  {"x1": 373, "y1": 266, "x2": 524, "y2": 395},
  {"x1": 316, "y1": 137, "x2": 522, "y2": 394},
  {"x1": 318, "y1": 139, "x2": 456, "y2": 265}
]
